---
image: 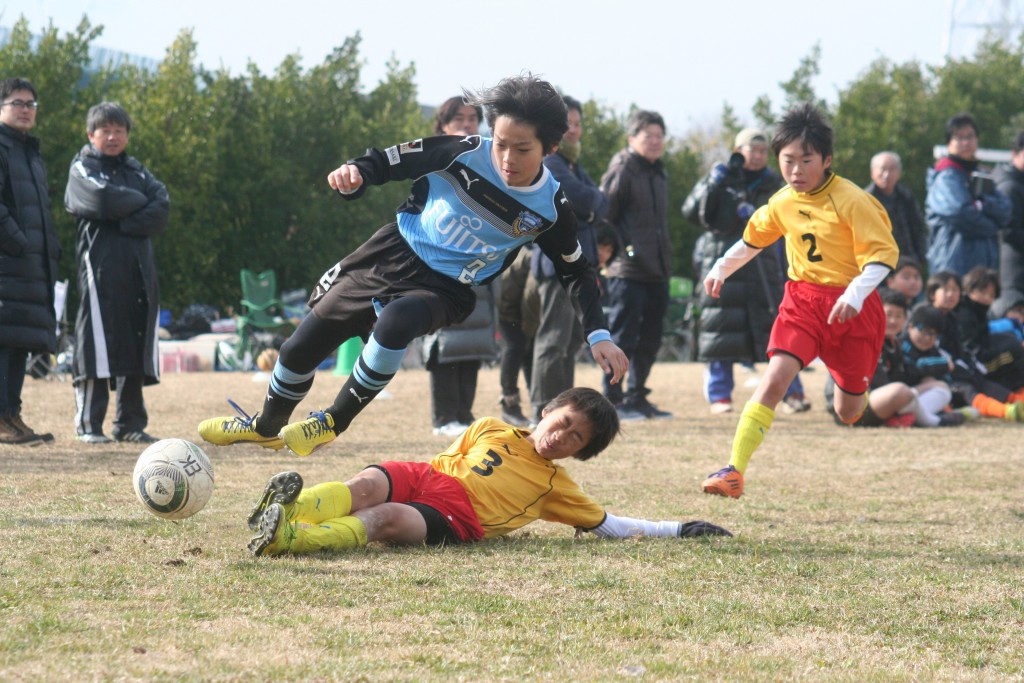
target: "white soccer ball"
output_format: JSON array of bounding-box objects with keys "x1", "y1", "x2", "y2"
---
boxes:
[{"x1": 132, "y1": 439, "x2": 215, "y2": 520}]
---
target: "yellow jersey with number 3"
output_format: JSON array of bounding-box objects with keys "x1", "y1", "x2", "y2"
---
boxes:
[
  {"x1": 742, "y1": 173, "x2": 899, "y2": 286},
  {"x1": 430, "y1": 417, "x2": 606, "y2": 539}
]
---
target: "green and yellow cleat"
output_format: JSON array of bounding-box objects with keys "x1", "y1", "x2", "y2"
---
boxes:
[{"x1": 248, "y1": 503, "x2": 296, "y2": 557}]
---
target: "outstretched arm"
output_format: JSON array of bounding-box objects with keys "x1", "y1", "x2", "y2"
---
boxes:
[
  {"x1": 703, "y1": 239, "x2": 762, "y2": 298},
  {"x1": 588, "y1": 512, "x2": 732, "y2": 539}
]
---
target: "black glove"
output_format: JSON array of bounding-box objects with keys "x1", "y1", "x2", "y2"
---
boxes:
[{"x1": 678, "y1": 520, "x2": 733, "y2": 537}]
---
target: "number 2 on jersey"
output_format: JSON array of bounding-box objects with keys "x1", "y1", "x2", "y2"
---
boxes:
[
  {"x1": 801, "y1": 233, "x2": 824, "y2": 262},
  {"x1": 458, "y1": 258, "x2": 487, "y2": 284}
]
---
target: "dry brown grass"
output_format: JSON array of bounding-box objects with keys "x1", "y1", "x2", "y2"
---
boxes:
[{"x1": 2, "y1": 362, "x2": 1023, "y2": 681}]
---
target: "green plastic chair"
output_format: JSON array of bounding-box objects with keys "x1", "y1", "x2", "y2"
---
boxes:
[{"x1": 231, "y1": 269, "x2": 294, "y2": 369}]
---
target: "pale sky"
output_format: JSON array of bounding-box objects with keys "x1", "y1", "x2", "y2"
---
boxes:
[{"x1": 7, "y1": 0, "x2": 1005, "y2": 135}]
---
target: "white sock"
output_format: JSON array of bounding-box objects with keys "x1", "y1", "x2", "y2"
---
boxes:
[{"x1": 914, "y1": 385, "x2": 952, "y2": 427}]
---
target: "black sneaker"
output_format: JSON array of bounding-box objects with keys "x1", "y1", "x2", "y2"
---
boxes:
[
  {"x1": 113, "y1": 430, "x2": 159, "y2": 443},
  {"x1": 937, "y1": 411, "x2": 966, "y2": 427},
  {"x1": 630, "y1": 398, "x2": 673, "y2": 420},
  {"x1": 499, "y1": 395, "x2": 530, "y2": 428}
]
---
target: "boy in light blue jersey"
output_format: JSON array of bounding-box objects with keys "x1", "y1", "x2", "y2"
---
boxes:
[{"x1": 200, "y1": 75, "x2": 628, "y2": 456}]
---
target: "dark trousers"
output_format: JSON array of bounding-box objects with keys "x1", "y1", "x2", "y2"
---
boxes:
[
  {"x1": 530, "y1": 278, "x2": 583, "y2": 419},
  {"x1": 602, "y1": 277, "x2": 669, "y2": 405},
  {"x1": 74, "y1": 375, "x2": 147, "y2": 436},
  {"x1": 428, "y1": 360, "x2": 480, "y2": 426},
  {"x1": 498, "y1": 319, "x2": 532, "y2": 398},
  {"x1": 0, "y1": 347, "x2": 28, "y2": 419}
]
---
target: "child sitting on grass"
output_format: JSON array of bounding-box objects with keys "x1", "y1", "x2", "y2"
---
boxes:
[
  {"x1": 826, "y1": 290, "x2": 962, "y2": 427},
  {"x1": 925, "y1": 271, "x2": 1024, "y2": 421},
  {"x1": 245, "y1": 388, "x2": 732, "y2": 557},
  {"x1": 881, "y1": 256, "x2": 925, "y2": 307},
  {"x1": 954, "y1": 266, "x2": 1024, "y2": 394},
  {"x1": 897, "y1": 305, "x2": 974, "y2": 426}
]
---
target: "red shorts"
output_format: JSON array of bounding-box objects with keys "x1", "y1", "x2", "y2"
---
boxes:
[
  {"x1": 768, "y1": 280, "x2": 884, "y2": 395},
  {"x1": 373, "y1": 461, "x2": 485, "y2": 543}
]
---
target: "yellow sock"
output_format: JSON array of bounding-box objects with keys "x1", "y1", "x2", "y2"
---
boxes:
[
  {"x1": 291, "y1": 482, "x2": 352, "y2": 525},
  {"x1": 290, "y1": 515, "x2": 367, "y2": 554},
  {"x1": 729, "y1": 401, "x2": 776, "y2": 474}
]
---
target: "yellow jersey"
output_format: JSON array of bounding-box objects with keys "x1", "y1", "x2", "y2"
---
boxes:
[
  {"x1": 430, "y1": 417, "x2": 606, "y2": 539},
  {"x1": 744, "y1": 173, "x2": 899, "y2": 286}
]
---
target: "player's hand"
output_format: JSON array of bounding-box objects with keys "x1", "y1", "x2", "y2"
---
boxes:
[
  {"x1": 591, "y1": 340, "x2": 629, "y2": 384},
  {"x1": 678, "y1": 520, "x2": 733, "y2": 537},
  {"x1": 704, "y1": 275, "x2": 724, "y2": 298},
  {"x1": 827, "y1": 300, "x2": 858, "y2": 325},
  {"x1": 328, "y1": 164, "x2": 364, "y2": 195}
]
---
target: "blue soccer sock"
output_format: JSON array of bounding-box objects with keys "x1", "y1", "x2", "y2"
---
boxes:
[{"x1": 328, "y1": 334, "x2": 406, "y2": 432}]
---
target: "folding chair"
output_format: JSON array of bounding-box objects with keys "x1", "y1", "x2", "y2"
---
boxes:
[
  {"x1": 230, "y1": 269, "x2": 294, "y2": 369},
  {"x1": 657, "y1": 276, "x2": 698, "y2": 362}
]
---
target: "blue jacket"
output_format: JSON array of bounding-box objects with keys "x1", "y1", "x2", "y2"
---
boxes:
[
  {"x1": 925, "y1": 157, "x2": 1011, "y2": 276},
  {"x1": 532, "y1": 151, "x2": 604, "y2": 280}
]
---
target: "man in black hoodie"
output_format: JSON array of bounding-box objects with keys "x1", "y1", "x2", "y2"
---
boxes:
[{"x1": 995, "y1": 131, "x2": 1024, "y2": 296}]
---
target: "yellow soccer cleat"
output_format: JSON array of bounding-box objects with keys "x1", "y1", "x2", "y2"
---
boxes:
[
  {"x1": 279, "y1": 411, "x2": 337, "y2": 457},
  {"x1": 197, "y1": 400, "x2": 283, "y2": 450}
]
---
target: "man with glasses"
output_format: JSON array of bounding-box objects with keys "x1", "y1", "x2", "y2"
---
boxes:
[
  {"x1": 925, "y1": 112, "x2": 1011, "y2": 277},
  {"x1": 0, "y1": 77, "x2": 61, "y2": 445}
]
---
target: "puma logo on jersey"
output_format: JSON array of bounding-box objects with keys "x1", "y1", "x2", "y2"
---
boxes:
[
  {"x1": 349, "y1": 388, "x2": 370, "y2": 404},
  {"x1": 459, "y1": 136, "x2": 475, "y2": 145},
  {"x1": 459, "y1": 169, "x2": 480, "y2": 190},
  {"x1": 560, "y1": 196, "x2": 569, "y2": 205},
  {"x1": 798, "y1": 210, "x2": 812, "y2": 218}
]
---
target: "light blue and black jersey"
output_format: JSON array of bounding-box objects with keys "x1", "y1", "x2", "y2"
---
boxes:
[{"x1": 341, "y1": 134, "x2": 609, "y2": 341}]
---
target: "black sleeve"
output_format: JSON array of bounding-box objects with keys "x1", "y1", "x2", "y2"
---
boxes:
[
  {"x1": 534, "y1": 193, "x2": 608, "y2": 337},
  {"x1": 339, "y1": 135, "x2": 478, "y2": 202}
]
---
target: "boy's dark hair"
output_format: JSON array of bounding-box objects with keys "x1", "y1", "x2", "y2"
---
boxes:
[
  {"x1": 433, "y1": 96, "x2": 483, "y2": 136},
  {"x1": 562, "y1": 95, "x2": 583, "y2": 116},
  {"x1": 0, "y1": 77, "x2": 37, "y2": 102},
  {"x1": 771, "y1": 102, "x2": 833, "y2": 160},
  {"x1": 962, "y1": 265, "x2": 1000, "y2": 297},
  {"x1": 925, "y1": 270, "x2": 962, "y2": 302},
  {"x1": 880, "y1": 288, "x2": 909, "y2": 312},
  {"x1": 894, "y1": 256, "x2": 923, "y2": 277},
  {"x1": 87, "y1": 102, "x2": 132, "y2": 134},
  {"x1": 544, "y1": 387, "x2": 620, "y2": 461},
  {"x1": 1012, "y1": 131, "x2": 1024, "y2": 154},
  {"x1": 463, "y1": 74, "x2": 567, "y2": 153},
  {"x1": 907, "y1": 305, "x2": 946, "y2": 334},
  {"x1": 595, "y1": 220, "x2": 620, "y2": 261},
  {"x1": 626, "y1": 109, "x2": 665, "y2": 137},
  {"x1": 944, "y1": 112, "x2": 978, "y2": 143}
]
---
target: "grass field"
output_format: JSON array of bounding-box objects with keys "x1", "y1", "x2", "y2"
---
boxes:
[{"x1": 2, "y1": 362, "x2": 1023, "y2": 682}]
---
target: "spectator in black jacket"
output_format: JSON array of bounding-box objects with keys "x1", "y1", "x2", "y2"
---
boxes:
[
  {"x1": 865, "y1": 151, "x2": 928, "y2": 265},
  {"x1": 599, "y1": 110, "x2": 672, "y2": 421},
  {"x1": 994, "y1": 131, "x2": 1024, "y2": 295},
  {"x1": 65, "y1": 102, "x2": 170, "y2": 444},
  {"x1": 0, "y1": 77, "x2": 61, "y2": 445}
]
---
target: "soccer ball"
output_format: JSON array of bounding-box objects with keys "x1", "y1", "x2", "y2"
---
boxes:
[
  {"x1": 256, "y1": 347, "x2": 279, "y2": 371},
  {"x1": 132, "y1": 439, "x2": 215, "y2": 520}
]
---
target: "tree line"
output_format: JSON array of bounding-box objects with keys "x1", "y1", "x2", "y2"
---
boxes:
[{"x1": 4, "y1": 16, "x2": 1024, "y2": 319}]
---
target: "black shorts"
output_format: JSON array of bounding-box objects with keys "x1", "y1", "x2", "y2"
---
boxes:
[
  {"x1": 308, "y1": 223, "x2": 476, "y2": 338},
  {"x1": 830, "y1": 402, "x2": 884, "y2": 427}
]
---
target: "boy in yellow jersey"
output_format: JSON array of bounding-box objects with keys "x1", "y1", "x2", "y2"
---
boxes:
[
  {"x1": 701, "y1": 103, "x2": 899, "y2": 498},
  {"x1": 245, "y1": 387, "x2": 731, "y2": 556}
]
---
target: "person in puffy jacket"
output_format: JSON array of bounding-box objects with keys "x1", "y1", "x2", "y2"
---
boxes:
[
  {"x1": 925, "y1": 112, "x2": 1010, "y2": 277},
  {"x1": 0, "y1": 77, "x2": 61, "y2": 446}
]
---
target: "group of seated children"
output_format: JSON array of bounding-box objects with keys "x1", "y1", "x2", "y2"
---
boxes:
[{"x1": 828, "y1": 265, "x2": 1024, "y2": 428}]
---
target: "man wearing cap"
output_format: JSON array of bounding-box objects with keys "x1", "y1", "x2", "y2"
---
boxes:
[{"x1": 683, "y1": 128, "x2": 808, "y2": 414}]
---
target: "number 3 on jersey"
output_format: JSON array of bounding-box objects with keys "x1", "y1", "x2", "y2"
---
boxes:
[{"x1": 458, "y1": 258, "x2": 487, "y2": 284}]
